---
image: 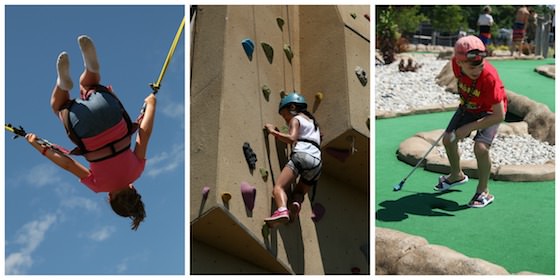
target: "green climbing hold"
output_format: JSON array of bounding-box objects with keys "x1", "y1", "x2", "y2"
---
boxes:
[
  {"x1": 279, "y1": 90, "x2": 287, "y2": 98},
  {"x1": 351, "y1": 13, "x2": 357, "y2": 19},
  {"x1": 261, "y1": 42, "x2": 274, "y2": 64},
  {"x1": 259, "y1": 168, "x2": 269, "y2": 181},
  {"x1": 283, "y1": 44, "x2": 293, "y2": 64},
  {"x1": 262, "y1": 223, "x2": 270, "y2": 237},
  {"x1": 276, "y1": 17, "x2": 285, "y2": 31},
  {"x1": 262, "y1": 85, "x2": 271, "y2": 102}
]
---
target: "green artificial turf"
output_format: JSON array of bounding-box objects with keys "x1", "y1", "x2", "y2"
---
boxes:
[
  {"x1": 375, "y1": 59, "x2": 555, "y2": 274},
  {"x1": 489, "y1": 58, "x2": 555, "y2": 112}
]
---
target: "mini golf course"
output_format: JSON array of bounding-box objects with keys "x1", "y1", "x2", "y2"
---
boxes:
[{"x1": 375, "y1": 58, "x2": 555, "y2": 274}]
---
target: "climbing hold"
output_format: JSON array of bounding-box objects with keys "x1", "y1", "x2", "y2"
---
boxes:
[
  {"x1": 366, "y1": 117, "x2": 370, "y2": 130},
  {"x1": 279, "y1": 90, "x2": 287, "y2": 98},
  {"x1": 355, "y1": 66, "x2": 368, "y2": 86},
  {"x1": 262, "y1": 85, "x2": 271, "y2": 102},
  {"x1": 262, "y1": 223, "x2": 270, "y2": 238},
  {"x1": 279, "y1": 125, "x2": 289, "y2": 134},
  {"x1": 261, "y1": 42, "x2": 274, "y2": 64},
  {"x1": 312, "y1": 92, "x2": 324, "y2": 113},
  {"x1": 364, "y1": 14, "x2": 370, "y2": 21},
  {"x1": 311, "y1": 202, "x2": 325, "y2": 222},
  {"x1": 259, "y1": 168, "x2": 269, "y2": 182},
  {"x1": 201, "y1": 186, "x2": 210, "y2": 200},
  {"x1": 242, "y1": 142, "x2": 257, "y2": 173},
  {"x1": 276, "y1": 17, "x2": 284, "y2": 31},
  {"x1": 283, "y1": 44, "x2": 293, "y2": 64},
  {"x1": 240, "y1": 182, "x2": 256, "y2": 212},
  {"x1": 241, "y1": 38, "x2": 255, "y2": 61},
  {"x1": 326, "y1": 147, "x2": 352, "y2": 162},
  {"x1": 315, "y1": 92, "x2": 324, "y2": 102},
  {"x1": 221, "y1": 192, "x2": 232, "y2": 206},
  {"x1": 350, "y1": 13, "x2": 357, "y2": 19}
]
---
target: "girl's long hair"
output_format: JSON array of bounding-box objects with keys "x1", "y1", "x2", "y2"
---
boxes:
[
  {"x1": 110, "y1": 187, "x2": 146, "y2": 230},
  {"x1": 291, "y1": 103, "x2": 319, "y2": 131}
]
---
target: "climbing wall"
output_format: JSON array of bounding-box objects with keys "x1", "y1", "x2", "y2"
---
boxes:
[{"x1": 191, "y1": 5, "x2": 370, "y2": 275}]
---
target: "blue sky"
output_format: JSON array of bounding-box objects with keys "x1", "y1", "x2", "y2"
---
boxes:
[{"x1": 4, "y1": 5, "x2": 185, "y2": 275}]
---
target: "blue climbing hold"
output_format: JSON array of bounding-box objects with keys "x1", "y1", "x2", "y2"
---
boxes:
[{"x1": 241, "y1": 38, "x2": 255, "y2": 61}]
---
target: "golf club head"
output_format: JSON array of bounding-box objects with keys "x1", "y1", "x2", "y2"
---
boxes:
[{"x1": 393, "y1": 180, "x2": 404, "y2": 191}]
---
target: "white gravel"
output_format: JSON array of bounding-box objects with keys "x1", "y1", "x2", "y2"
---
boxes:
[
  {"x1": 436, "y1": 134, "x2": 555, "y2": 168},
  {"x1": 376, "y1": 54, "x2": 459, "y2": 113},
  {"x1": 377, "y1": 53, "x2": 555, "y2": 167}
]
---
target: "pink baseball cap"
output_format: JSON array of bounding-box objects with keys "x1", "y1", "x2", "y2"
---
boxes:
[{"x1": 454, "y1": 35, "x2": 487, "y2": 62}]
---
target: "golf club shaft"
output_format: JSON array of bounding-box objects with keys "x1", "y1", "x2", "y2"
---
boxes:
[{"x1": 401, "y1": 131, "x2": 446, "y2": 182}]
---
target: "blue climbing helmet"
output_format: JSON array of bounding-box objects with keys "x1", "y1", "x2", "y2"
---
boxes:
[{"x1": 278, "y1": 92, "x2": 307, "y2": 113}]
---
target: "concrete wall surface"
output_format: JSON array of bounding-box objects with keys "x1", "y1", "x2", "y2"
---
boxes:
[{"x1": 191, "y1": 5, "x2": 370, "y2": 275}]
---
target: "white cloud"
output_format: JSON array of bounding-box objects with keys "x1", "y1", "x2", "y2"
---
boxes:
[
  {"x1": 6, "y1": 214, "x2": 57, "y2": 275},
  {"x1": 161, "y1": 101, "x2": 184, "y2": 119},
  {"x1": 24, "y1": 164, "x2": 61, "y2": 187},
  {"x1": 115, "y1": 252, "x2": 150, "y2": 274},
  {"x1": 88, "y1": 226, "x2": 116, "y2": 242},
  {"x1": 146, "y1": 143, "x2": 184, "y2": 177},
  {"x1": 60, "y1": 196, "x2": 99, "y2": 213}
]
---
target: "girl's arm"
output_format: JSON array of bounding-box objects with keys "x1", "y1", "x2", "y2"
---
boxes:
[
  {"x1": 265, "y1": 118, "x2": 300, "y2": 145},
  {"x1": 26, "y1": 133, "x2": 90, "y2": 179},
  {"x1": 134, "y1": 93, "x2": 157, "y2": 160}
]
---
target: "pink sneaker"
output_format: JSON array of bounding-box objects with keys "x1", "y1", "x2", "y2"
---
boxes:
[{"x1": 264, "y1": 209, "x2": 289, "y2": 226}]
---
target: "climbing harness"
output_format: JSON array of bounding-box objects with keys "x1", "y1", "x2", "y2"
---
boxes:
[{"x1": 6, "y1": 16, "x2": 185, "y2": 159}]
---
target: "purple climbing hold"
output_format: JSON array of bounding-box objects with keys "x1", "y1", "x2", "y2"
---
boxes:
[
  {"x1": 241, "y1": 38, "x2": 255, "y2": 61},
  {"x1": 240, "y1": 181, "x2": 256, "y2": 211},
  {"x1": 311, "y1": 202, "x2": 326, "y2": 222},
  {"x1": 202, "y1": 186, "x2": 210, "y2": 200}
]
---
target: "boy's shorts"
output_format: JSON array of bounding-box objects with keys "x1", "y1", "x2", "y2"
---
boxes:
[
  {"x1": 445, "y1": 108, "x2": 499, "y2": 146},
  {"x1": 287, "y1": 152, "x2": 322, "y2": 186}
]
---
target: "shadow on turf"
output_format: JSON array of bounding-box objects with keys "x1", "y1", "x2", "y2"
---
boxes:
[{"x1": 376, "y1": 190, "x2": 469, "y2": 222}]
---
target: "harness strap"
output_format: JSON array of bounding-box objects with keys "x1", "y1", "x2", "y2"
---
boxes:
[
  {"x1": 85, "y1": 136, "x2": 131, "y2": 162},
  {"x1": 60, "y1": 85, "x2": 138, "y2": 161},
  {"x1": 297, "y1": 138, "x2": 321, "y2": 150}
]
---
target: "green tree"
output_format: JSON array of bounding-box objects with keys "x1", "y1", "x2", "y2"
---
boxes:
[
  {"x1": 393, "y1": 6, "x2": 428, "y2": 35},
  {"x1": 376, "y1": 6, "x2": 399, "y2": 64},
  {"x1": 430, "y1": 5, "x2": 467, "y2": 33}
]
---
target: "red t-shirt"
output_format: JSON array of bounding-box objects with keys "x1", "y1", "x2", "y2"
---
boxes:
[
  {"x1": 451, "y1": 58, "x2": 508, "y2": 114},
  {"x1": 81, "y1": 150, "x2": 146, "y2": 193},
  {"x1": 79, "y1": 119, "x2": 146, "y2": 193}
]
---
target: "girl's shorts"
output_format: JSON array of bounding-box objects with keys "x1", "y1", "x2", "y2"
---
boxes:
[
  {"x1": 287, "y1": 152, "x2": 322, "y2": 185},
  {"x1": 68, "y1": 91, "x2": 123, "y2": 138},
  {"x1": 445, "y1": 108, "x2": 499, "y2": 146}
]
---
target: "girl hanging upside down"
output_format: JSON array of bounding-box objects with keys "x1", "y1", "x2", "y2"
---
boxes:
[
  {"x1": 264, "y1": 93, "x2": 322, "y2": 227},
  {"x1": 25, "y1": 35, "x2": 157, "y2": 230}
]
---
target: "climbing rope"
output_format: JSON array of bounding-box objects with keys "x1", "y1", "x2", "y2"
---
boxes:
[{"x1": 141, "y1": 15, "x2": 186, "y2": 118}]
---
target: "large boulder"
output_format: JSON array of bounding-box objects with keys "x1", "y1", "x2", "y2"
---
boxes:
[{"x1": 376, "y1": 227, "x2": 535, "y2": 275}]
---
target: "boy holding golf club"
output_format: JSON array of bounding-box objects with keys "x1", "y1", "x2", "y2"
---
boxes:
[{"x1": 436, "y1": 35, "x2": 507, "y2": 208}]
